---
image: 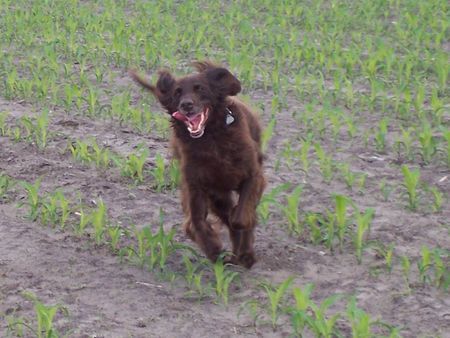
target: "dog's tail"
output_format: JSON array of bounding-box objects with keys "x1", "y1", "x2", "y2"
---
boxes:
[{"x1": 128, "y1": 69, "x2": 157, "y2": 93}]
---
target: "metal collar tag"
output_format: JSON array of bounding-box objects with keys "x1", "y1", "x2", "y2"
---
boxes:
[{"x1": 225, "y1": 108, "x2": 235, "y2": 125}]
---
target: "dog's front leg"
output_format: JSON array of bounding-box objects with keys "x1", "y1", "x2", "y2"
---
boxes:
[
  {"x1": 232, "y1": 173, "x2": 265, "y2": 230},
  {"x1": 189, "y1": 188, "x2": 223, "y2": 262},
  {"x1": 230, "y1": 173, "x2": 266, "y2": 268}
]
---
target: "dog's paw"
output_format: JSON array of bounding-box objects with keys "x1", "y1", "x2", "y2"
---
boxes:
[
  {"x1": 238, "y1": 252, "x2": 256, "y2": 269},
  {"x1": 222, "y1": 252, "x2": 240, "y2": 266}
]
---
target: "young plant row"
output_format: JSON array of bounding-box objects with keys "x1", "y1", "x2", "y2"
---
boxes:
[
  {"x1": 68, "y1": 138, "x2": 180, "y2": 190},
  {"x1": 16, "y1": 177, "x2": 243, "y2": 306},
  {"x1": 274, "y1": 137, "x2": 368, "y2": 191},
  {"x1": 259, "y1": 186, "x2": 375, "y2": 263},
  {"x1": 5, "y1": 291, "x2": 69, "y2": 338},
  {"x1": 377, "y1": 165, "x2": 445, "y2": 213},
  {"x1": 0, "y1": 0, "x2": 447, "y2": 145},
  {"x1": 259, "y1": 182, "x2": 447, "y2": 273},
  {"x1": 242, "y1": 276, "x2": 402, "y2": 337},
  {"x1": 272, "y1": 136, "x2": 446, "y2": 212},
  {"x1": 274, "y1": 121, "x2": 449, "y2": 192},
  {"x1": 0, "y1": 110, "x2": 50, "y2": 149},
  {"x1": 0, "y1": 111, "x2": 180, "y2": 190},
  {"x1": 2, "y1": 0, "x2": 446, "y2": 94}
]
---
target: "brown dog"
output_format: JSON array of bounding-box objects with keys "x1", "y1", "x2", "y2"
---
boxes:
[{"x1": 130, "y1": 61, "x2": 266, "y2": 268}]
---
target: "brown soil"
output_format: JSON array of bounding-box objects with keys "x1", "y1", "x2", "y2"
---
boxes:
[{"x1": 0, "y1": 91, "x2": 449, "y2": 338}]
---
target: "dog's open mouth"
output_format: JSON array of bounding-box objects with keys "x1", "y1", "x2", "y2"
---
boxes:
[{"x1": 172, "y1": 108, "x2": 209, "y2": 138}]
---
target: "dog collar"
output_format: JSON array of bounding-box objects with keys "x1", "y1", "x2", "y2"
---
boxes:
[{"x1": 225, "y1": 108, "x2": 235, "y2": 125}]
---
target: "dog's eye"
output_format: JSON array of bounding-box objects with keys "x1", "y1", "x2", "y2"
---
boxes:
[
  {"x1": 174, "y1": 88, "x2": 182, "y2": 97},
  {"x1": 193, "y1": 84, "x2": 203, "y2": 92}
]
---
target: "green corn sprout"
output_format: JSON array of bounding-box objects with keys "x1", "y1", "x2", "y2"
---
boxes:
[{"x1": 401, "y1": 165, "x2": 420, "y2": 210}]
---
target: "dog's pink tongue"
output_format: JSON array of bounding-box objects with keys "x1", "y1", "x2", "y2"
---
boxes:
[
  {"x1": 172, "y1": 111, "x2": 188, "y2": 122},
  {"x1": 172, "y1": 111, "x2": 203, "y2": 131},
  {"x1": 188, "y1": 114, "x2": 202, "y2": 130}
]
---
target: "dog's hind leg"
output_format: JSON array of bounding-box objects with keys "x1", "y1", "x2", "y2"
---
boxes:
[{"x1": 188, "y1": 189, "x2": 223, "y2": 262}]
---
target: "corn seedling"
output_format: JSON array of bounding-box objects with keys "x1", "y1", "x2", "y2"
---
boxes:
[
  {"x1": 118, "y1": 147, "x2": 149, "y2": 183},
  {"x1": 20, "y1": 179, "x2": 42, "y2": 221},
  {"x1": 260, "y1": 276, "x2": 294, "y2": 328},
  {"x1": 0, "y1": 172, "x2": 14, "y2": 199},
  {"x1": 304, "y1": 212, "x2": 323, "y2": 245},
  {"x1": 324, "y1": 210, "x2": 336, "y2": 251},
  {"x1": 298, "y1": 138, "x2": 311, "y2": 173},
  {"x1": 91, "y1": 199, "x2": 107, "y2": 245},
  {"x1": 12, "y1": 126, "x2": 22, "y2": 142},
  {"x1": 11, "y1": 291, "x2": 69, "y2": 338},
  {"x1": 107, "y1": 225, "x2": 122, "y2": 252},
  {"x1": 281, "y1": 185, "x2": 303, "y2": 234},
  {"x1": 314, "y1": 143, "x2": 334, "y2": 184},
  {"x1": 132, "y1": 225, "x2": 149, "y2": 267},
  {"x1": 303, "y1": 294, "x2": 342, "y2": 338},
  {"x1": 397, "y1": 127, "x2": 414, "y2": 161},
  {"x1": 346, "y1": 297, "x2": 400, "y2": 337},
  {"x1": 56, "y1": 192, "x2": 71, "y2": 229},
  {"x1": 0, "y1": 111, "x2": 8, "y2": 136},
  {"x1": 432, "y1": 249, "x2": 450, "y2": 290},
  {"x1": 379, "y1": 178, "x2": 394, "y2": 202},
  {"x1": 346, "y1": 297, "x2": 372, "y2": 338},
  {"x1": 374, "y1": 118, "x2": 389, "y2": 153},
  {"x1": 442, "y1": 128, "x2": 450, "y2": 168},
  {"x1": 40, "y1": 192, "x2": 60, "y2": 228},
  {"x1": 337, "y1": 163, "x2": 356, "y2": 190},
  {"x1": 334, "y1": 194, "x2": 351, "y2": 251},
  {"x1": 356, "y1": 173, "x2": 368, "y2": 194},
  {"x1": 418, "y1": 123, "x2": 437, "y2": 164},
  {"x1": 182, "y1": 254, "x2": 198, "y2": 289},
  {"x1": 417, "y1": 246, "x2": 432, "y2": 284},
  {"x1": 151, "y1": 153, "x2": 166, "y2": 192},
  {"x1": 182, "y1": 255, "x2": 212, "y2": 298},
  {"x1": 168, "y1": 159, "x2": 181, "y2": 190},
  {"x1": 427, "y1": 186, "x2": 444, "y2": 212},
  {"x1": 91, "y1": 141, "x2": 111, "y2": 168},
  {"x1": 401, "y1": 255, "x2": 411, "y2": 292},
  {"x1": 374, "y1": 243, "x2": 396, "y2": 274},
  {"x1": 69, "y1": 140, "x2": 92, "y2": 163},
  {"x1": 20, "y1": 116, "x2": 34, "y2": 142},
  {"x1": 353, "y1": 208, "x2": 375, "y2": 264},
  {"x1": 131, "y1": 222, "x2": 180, "y2": 272},
  {"x1": 35, "y1": 109, "x2": 50, "y2": 149},
  {"x1": 74, "y1": 208, "x2": 91, "y2": 236},
  {"x1": 401, "y1": 165, "x2": 420, "y2": 210},
  {"x1": 153, "y1": 224, "x2": 179, "y2": 271},
  {"x1": 212, "y1": 259, "x2": 239, "y2": 306},
  {"x1": 257, "y1": 183, "x2": 290, "y2": 224},
  {"x1": 261, "y1": 118, "x2": 275, "y2": 153},
  {"x1": 289, "y1": 283, "x2": 314, "y2": 336}
]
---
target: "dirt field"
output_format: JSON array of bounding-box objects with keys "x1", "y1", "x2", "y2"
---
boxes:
[
  {"x1": 1, "y1": 90, "x2": 449, "y2": 337},
  {"x1": 0, "y1": 0, "x2": 449, "y2": 336}
]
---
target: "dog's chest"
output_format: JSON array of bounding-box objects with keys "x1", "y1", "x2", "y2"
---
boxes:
[{"x1": 183, "y1": 138, "x2": 251, "y2": 190}]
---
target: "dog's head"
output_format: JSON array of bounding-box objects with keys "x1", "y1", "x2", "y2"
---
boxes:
[{"x1": 130, "y1": 61, "x2": 241, "y2": 138}]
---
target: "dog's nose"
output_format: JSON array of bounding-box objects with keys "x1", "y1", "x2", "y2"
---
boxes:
[{"x1": 180, "y1": 99, "x2": 194, "y2": 112}]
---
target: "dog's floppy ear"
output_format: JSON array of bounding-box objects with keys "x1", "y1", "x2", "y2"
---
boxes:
[
  {"x1": 155, "y1": 70, "x2": 176, "y2": 96},
  {"x1": 192, "y1": 60, "x2": 216, "y2": 72},
  {"x1": 129, "y1": 69, "x2": 176, "y2": 111},
  {"x1": 206, "y1": 67, "x2": 241, "y2": 97}
]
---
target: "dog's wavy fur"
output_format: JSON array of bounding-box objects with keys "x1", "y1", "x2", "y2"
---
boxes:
[{"x1": 130, "y1": 61, "x2": 266, "y2": 268}]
